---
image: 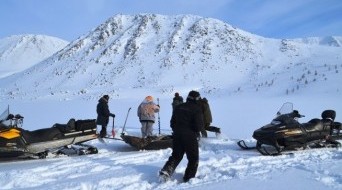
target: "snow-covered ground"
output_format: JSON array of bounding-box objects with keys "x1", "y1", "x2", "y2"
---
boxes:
[{"x1": 0, "y1": 95, "x2": 341, "y2": 190}]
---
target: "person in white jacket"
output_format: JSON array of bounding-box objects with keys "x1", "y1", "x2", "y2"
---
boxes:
[{"x1": 137, "y1": 96, "x2": 160, "y2": 138}]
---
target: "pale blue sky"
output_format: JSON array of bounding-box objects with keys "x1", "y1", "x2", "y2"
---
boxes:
[{"x1": 1, "y1": 0, "x2": 342, "y2": 41}]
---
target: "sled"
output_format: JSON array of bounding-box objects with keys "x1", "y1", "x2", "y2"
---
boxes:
[
  {"x1": 120, "y1": 134, "x2": 173, "y2": 150},
  {"x1": 237, "y1": 102, "x2": 342, "y2": 156},
  {"x1": 0, "y1": 109, "x2": 99, "y2": 159}
]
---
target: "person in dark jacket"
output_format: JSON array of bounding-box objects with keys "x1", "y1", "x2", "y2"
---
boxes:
[
  {"x1": 199, "y1": 97, "x2": 221, "y2": 137},
  {"x1": 159, "y1": 90, "x2": 204, "y2": 182},
  {"x1": 96, "y1": 95, "x2": 115, "y2": 138},
  {"x1": 171, "y1": 92, "x2": 183, "y2": 111}
]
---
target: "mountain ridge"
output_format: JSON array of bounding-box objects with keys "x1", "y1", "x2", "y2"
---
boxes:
[
  {"x1": 0, "y1": 34, "x2": 68, "y2": 78},
  {"x1": 0, "y1": 14, "x2": 341, "y2": 100}
]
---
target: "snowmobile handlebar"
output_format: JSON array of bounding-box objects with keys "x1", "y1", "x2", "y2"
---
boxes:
[
  {"x1": 6, "y1": 114, "x2": 24, "y2": 120},
  {"x1": 292, "y1": 110, "x2": 304, "y2": 118}
]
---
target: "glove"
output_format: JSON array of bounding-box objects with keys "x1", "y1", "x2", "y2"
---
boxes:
[
  {"x1": 110, "y1": 113, "x2": 115, "y2": 118},
  {"x1": 196, "y1": 132, "x2": 201, "y2": 141}
]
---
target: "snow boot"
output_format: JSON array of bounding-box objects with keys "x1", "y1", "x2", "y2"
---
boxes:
[
  {"x1": 100, "y1": 126, "x2": 107, "y2": 138},
  {"x1": 159, "y1": 170, "x2": 170, "y2": 182}
]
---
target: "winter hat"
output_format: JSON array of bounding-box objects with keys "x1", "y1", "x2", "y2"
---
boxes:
[
  {"x1": 187, "y1": 90, "x2": 200, "y2": 101},
  {"x1": 145, "y1": 96, "x2": 153, "y2": 102},
  {"x1": 103, "y1": 95, "x2": 109, "y2": 100}
]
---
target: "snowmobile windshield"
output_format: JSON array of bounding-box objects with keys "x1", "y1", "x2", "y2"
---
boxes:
[
  {"x1": 276, "y1": 102, "x2": 293, "y2": 116},
  {"x1": 0, "y1": 108, "x2": 9, "y2": 122},
  {"x1": 0, "y1": 108, "x2": 10, "y2": 127},
  {"x1": 271, "y1": 102, "x2": 297, "y2": 125}
]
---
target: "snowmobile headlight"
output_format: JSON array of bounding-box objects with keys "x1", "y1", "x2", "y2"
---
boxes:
[{"x1": 0, "y1": 129, "x2": 20, "y2": 139}]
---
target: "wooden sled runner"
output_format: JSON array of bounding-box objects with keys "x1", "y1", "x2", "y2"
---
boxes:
[{"x1": 120, "y1": 134, "x2": 173, "y2": 150}]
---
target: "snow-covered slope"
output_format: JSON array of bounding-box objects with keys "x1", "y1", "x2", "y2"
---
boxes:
[
  {"x1": 0, "y1": 35, "x2": 68, "y2": 78},
  {"x1": 0, "y1": 14, "x2": 341, "y2": 100},
  {"x1": 294, "y1": 36, "x2": 342, "y2": 47}
]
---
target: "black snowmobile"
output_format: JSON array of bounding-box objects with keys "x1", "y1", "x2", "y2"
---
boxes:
[
  {"x1": 0, "y1": 108, "x2": 99, "y2": 159},
  {"x1": 237, "y1": 102, "x2": 342, "y2": 155}
]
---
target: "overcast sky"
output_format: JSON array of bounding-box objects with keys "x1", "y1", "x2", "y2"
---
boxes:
[{"x1": 1, "y1": 0, "x2": 342, "y2": 41}]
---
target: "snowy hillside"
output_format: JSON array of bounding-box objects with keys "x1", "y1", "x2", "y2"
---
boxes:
[
  {"x1": 294, "y1": 36, "x2": 342, "y2": 47},
  {"x1": 0, "y1": 35, "x2": 68, "y2": 78},
  {"x1": 0, "y1": 14, "x2": 340, "y2": 101}
]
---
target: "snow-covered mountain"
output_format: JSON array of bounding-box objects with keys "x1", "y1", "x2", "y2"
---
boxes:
[
  {"x1": 0, "y1": 14, "x2": 341, "y2": 100},
  {"x1": 0, "y1": 35, "x2": 68, "y2": 78}
]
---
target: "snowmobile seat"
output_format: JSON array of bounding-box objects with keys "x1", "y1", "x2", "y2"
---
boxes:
[
  {"x1": 302, "y1": 119, "x2": 324, "y2": 132},
  {"x1": 20, "y1": 128, "x2": 63, "y2": 144},
  {"x1": 321, "y1": 118, "x2": 333, "y2": 126},
  {"x1": 52, "y1": 118, "x2": 76, "y2": 133},
  {"x1": 75, "y1": 119, "x2": 96, "y2": 131}
]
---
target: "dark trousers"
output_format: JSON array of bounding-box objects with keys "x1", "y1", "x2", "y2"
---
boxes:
[
  {"x1": 100, "y1": 125, "x2": 107, "y2": 138},
  {"x1": 161, "y1": 132, "x2": 199, "y2": 181}
]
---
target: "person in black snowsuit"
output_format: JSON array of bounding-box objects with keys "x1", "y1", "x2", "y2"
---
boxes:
[
  {"x1": 159, "y1": 90, "x2": 204, "y2": 182},
  {"x1": 96, "y1": 95, "x2": 115, "y2": 138},
  {"x1": 171, "y1": 92, "x2": 184, "y2": 111}
]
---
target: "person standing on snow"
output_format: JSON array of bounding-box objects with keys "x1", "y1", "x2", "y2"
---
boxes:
[
  {"x1": 171, "y1": 92, "x2": 183, "y2": 111},
  {"x1": 96, "y1": 95, "x2": 115, "y2": 138},
  {"x1": 137, "y1": 96, "x2": 160, "y2": 138},
  {"x1": 199, "y1": 97, "x2": 221, "y2": 137},
  {"x1": 159, "y1": 90, "x2": 204, "y2": 182}
]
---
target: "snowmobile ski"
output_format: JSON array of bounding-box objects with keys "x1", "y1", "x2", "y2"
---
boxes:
[{"x1": 237, "y1": 140, "x2": 256, "y2": 150}]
